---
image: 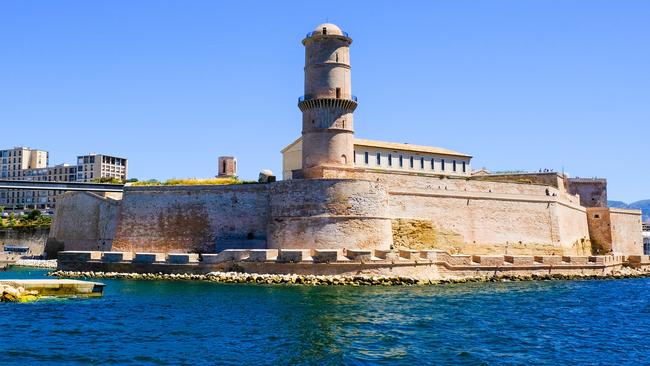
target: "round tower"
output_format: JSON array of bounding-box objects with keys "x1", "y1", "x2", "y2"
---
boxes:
[{"x1": 299, "y1": 23, "x2": 357, "y2": 177}]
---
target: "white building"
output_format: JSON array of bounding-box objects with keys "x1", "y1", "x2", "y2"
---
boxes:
[{"x1": 281, "y1": 137, "x2": 471, "y2": 180}]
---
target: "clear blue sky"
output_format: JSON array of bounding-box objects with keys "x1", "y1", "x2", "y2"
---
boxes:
[{"x1": 1, "y1": 1, "x2": 648, "y2": 202}]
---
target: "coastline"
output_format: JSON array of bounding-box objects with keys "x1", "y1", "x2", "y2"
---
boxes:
[{"x1": 49, "y1": 266, "x2": 650, "y2": 286}]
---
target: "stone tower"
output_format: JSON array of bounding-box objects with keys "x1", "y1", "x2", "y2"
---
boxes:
[
  {"x1": 217, "y1": 156, "x2": 237, "y2": 178},
  {"x1": 299, "y1": 23, "x2": 357, "y2": 178}
]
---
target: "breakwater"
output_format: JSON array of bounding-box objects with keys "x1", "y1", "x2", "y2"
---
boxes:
[{"x1": 50, "y1": 265, "x2": 650, "y2": 286}]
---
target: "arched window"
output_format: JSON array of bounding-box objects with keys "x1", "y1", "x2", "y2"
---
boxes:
[{"x1": 341, "y1": 155, "x2": 347, "y2": 164}]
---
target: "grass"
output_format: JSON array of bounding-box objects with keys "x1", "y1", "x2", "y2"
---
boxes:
[{"x1": 130, "y1": 177, "x2": 257, "y2": 186}]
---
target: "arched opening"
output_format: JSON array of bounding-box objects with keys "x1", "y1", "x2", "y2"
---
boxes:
[{"x1": 341, "y1": 155, "x2": 347, "y2": 164}]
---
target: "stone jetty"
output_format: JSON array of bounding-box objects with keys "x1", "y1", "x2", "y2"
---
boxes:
[
  {"x1": 0, "y1": 279, "x2": 105, "y2": 300},
  {"x1": 49, "y1": 266, "x2": 650, "y2": 286}
]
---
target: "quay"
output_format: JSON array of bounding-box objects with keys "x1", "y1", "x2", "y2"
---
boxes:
[{"x1": 0, "y1": 279, "x2": 105, "y2": 298}]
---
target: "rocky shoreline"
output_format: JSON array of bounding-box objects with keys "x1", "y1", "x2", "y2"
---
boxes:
[
  {"x1": 13, "y1": 259, "x2": 57, "y2": 269},
  {"x1": 49, "y1": 267, "x2": 650, "y2": 286},
  {"x1": 0, "y1": 284, "x2": 39, "y2": 302}
]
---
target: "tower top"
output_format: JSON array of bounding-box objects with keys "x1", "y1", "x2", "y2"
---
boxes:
[
  {"x1": 304, "y1": 23, "x2": 350, "y2": 43},
  {"x1": 311, "y1": 23, "x2": 344, "y2": 36}
]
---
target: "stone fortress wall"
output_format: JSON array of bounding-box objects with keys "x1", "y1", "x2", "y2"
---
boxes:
[{"x1": 48, "y1": 170, "x2": 643, "y2": 258}]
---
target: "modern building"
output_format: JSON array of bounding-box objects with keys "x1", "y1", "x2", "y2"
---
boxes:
[
  {"x1": 0, "y1": 148, "x2": 127, "y2": 210},
  {"x1": 76, "y1": 154, "x2": 128, "y2": 182},
  {"x1": 1, "y1": 147, "x2": 49, "y2": 179}
]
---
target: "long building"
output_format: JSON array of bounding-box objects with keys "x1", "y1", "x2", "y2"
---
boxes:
[{"x1": 0, "y1": 147, "x2": 127, "y2": 210}]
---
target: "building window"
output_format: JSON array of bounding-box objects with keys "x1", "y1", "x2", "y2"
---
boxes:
[
  {"x1": 353, "y1": 151, "x2": 356, "y2": 163},
  {"x1": 462, "y1": 161, "x2": 466, "y2": 173},
  {"x1": 420, "y1": 157, "x2": 424, "y2": 169},
  {"x1": 388, "y1": 154, "x2": 392, "y2": 166},
  {"x1": 336, "y1": 88, "x2": 341, "y2": 99},
  {"x1": 364, "y1": 152, "x2": 369, "y2": 165},
  {"x1": 399, "y1": 155, "x2": 403, "y2": 167},
  {"x1": 431, "y1": 158, "x2": 435, "y2": 170},
  {"x1": 453, "y1": 160, "x2": 457, "y2": 172},
  {"x1": 441, "y1": 159, "x2": 445, "y2": 171},
  {"x1": 376, "y1": 153, "x2": 381, "y2": 165}
]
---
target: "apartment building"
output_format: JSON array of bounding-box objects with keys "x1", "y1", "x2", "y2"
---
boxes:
[
  {"x1": 76, "y1": 154, "x2": 127, "y2": 183},
  {"x1": 0, "y1": 148, "x2": 127, "y2": 210}
]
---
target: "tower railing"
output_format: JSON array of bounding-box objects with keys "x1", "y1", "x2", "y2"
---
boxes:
[
  {"x1": 299, "y1": 95, "x2": 357, "y2": 103},
  {"x1": 305, "y1": 30, "x2": 350, "y2": 38}
]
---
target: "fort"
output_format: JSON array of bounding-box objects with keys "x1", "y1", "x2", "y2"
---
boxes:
[{"x1": 49, "y1": 23, "x2": 648, "y2": 281}]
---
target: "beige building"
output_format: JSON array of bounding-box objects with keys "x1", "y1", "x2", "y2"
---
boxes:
[
  {"x1": 282, "y1": 137, "x2": 471, "y2": 180},
  {"x1": 76, "y1": 154, "x2": 127, "y2": 182}
]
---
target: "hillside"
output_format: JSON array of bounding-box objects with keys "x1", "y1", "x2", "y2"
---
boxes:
[{"x1": 608, "y1": 200, "x2": 650, "y2": 222}]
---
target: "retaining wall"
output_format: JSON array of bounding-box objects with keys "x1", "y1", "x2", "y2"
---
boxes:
[{"x1": 57, "y1": 250, "x2": 647, "y2": 281}]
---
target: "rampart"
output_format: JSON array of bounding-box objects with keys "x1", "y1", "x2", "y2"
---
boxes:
[
  {"x1": 49, "y1": 172, "x2": 643, "y2": 258},
  {"x1": 45, "y1": 192, "x2": 121, "y2": 258}
]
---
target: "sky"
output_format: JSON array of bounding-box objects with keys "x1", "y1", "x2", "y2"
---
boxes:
[{"x1": 1, "y1": 1, "x2": 648, "y2": 202}]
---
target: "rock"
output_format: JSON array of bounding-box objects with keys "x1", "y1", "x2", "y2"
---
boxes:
[{"x1": 258, "y1": 169, "x2": 276, "y2": 183}]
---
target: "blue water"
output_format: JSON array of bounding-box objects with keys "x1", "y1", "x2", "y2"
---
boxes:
[{"x1": 1, "y1": 267, "x2": 649, "y2": 366}]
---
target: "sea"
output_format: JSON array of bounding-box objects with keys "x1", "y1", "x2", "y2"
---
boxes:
[{"x1": 1, "y1": 267, "x2": 649, "y2": 365}]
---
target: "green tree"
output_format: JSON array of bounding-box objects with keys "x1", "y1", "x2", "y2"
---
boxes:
[{"x1": 25, "y1": 209, "x2": 42, "y2": 221}]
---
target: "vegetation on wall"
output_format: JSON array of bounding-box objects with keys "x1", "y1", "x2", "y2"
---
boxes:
[
  {"x1": 0, "y1": 209, "x2": 52, "y2": 230},
  {"x1": 130, "y1": 178, "x2": 257, "y2": 186}
]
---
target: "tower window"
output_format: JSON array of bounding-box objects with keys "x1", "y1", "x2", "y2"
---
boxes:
[
  {"x1": 353, "y1": 151, "x2": 356, "y2": 163},
  {"x1": 399, "y1": 155, "x2": 403, "y2": 167},
  {"x1": 453, "y1": 160, "x2": 457, "y2": 172},
  {"x1": 376, "y1": 153, "x2": 381, "y2": 165},
  {"x1": 336, "y1": 88, "x2": 341, "y2": 99},
  {"x1": 420, "y1": 157, "x2": 424, "y2": 169},
  {"x1": 364, "y1": 152, "x2": 369, "y2": 165},
  {"x1": 388, "y1": 154, "x2": 392, "y2": 166},
  {"x1": 431, "y1": 158, "x2": 435, "y2": 170},
  {"x1": 336, "y1": 52, "x2": 339, "y2": 62},
  {"x1": 323, "y1": 27, "x2": 327, "y2": 35},
  {"x1": 462, "y1": 161, "x2": 466, "y2": 173},
  {"x1": 409, "y1": 156, "x2": 414, "y2": 168},
  {"x1": 441, "y1": 159, "x2": 446, "y2": 171}
]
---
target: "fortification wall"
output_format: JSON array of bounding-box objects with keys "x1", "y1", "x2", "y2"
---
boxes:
[
  {"x1": 609, "y1": 208, "x2": 643, "y2": 255},
  {"x1": 46, "y1": 192, "x2": 121, "y2": 258},
  {"x1": 567, "y1": 178, "x2": 607, "y2": 207},
  {"x1": 586, "y1": 208, "x2": 612, "y2": 254},
  {"x1": 0, "y1": 228, "x2": 49, "y2": 256},
  {"x1": 320, "y1": 167, "x2": 590, "y2": 255},
  {"x1": 112, "y1": 185, "x2": 269, "y2": 253},
  {"x1": 268, "y1": 179, "x2": 392, "y2": 250}
]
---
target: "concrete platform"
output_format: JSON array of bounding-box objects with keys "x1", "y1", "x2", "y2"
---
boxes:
[{"x1": 0, "y1": 279, "x2": 105, "y2": 298}]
